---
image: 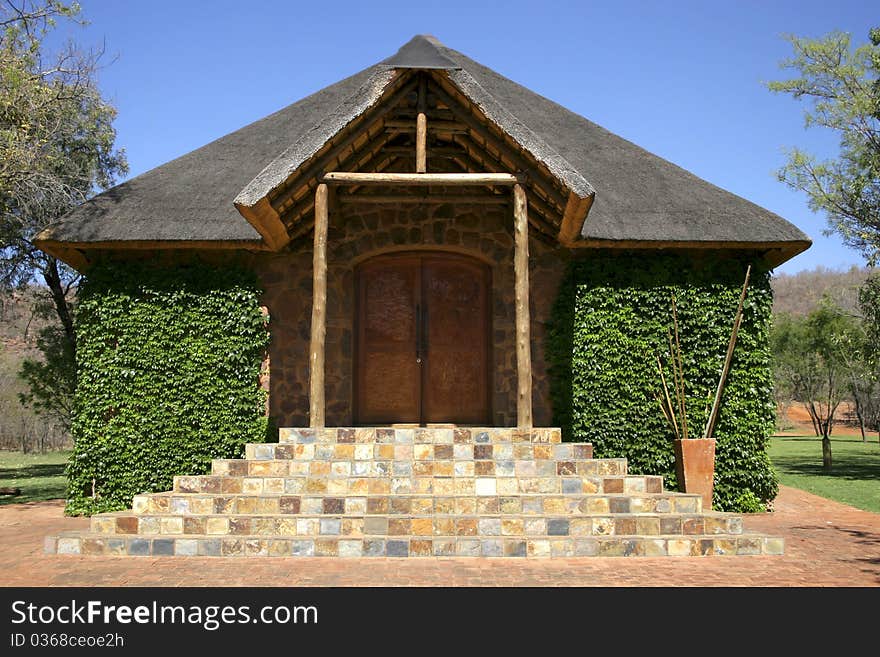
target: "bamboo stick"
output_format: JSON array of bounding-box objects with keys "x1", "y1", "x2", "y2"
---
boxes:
[
  {"x1": 670, "y1": 295, "x2": 688, "y2": 440},
  {"x1": 702, "y1": 265, "x2": 752, "y2": 440}
]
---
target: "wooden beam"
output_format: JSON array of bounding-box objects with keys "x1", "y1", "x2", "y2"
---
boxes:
[
  {"x1": 558, "y1": 191, "x2": 594, "y2": 244},
  {"x1": 416, "y1": 76, "x2": 427, "y2": 173},
  {"x1": 321, "y1": 172, "x2": 521, "y2": 186},
  {"x1": 279, "y1": 130, "x2": 397, "y2": 224},
  {"x1": 384, "y1": 119, "x2": 467, "y2": 131},
  {"x1": 338, "y1": 194, "x2": 508, "y2": 204},
  {"x1": 269, "y1": 76, "x2": 420, "y2": 211},
  {"x1": 513, "y1": 183, "x2": 532, "y2": 429},
  {"x1": 309, "y1": 183, "x2": 329, "y2": 428},
  {"x1": 234, "y1": 195, "x2": 290, "y2": 251},
  {"x1": 428, "y1": 78, "x2": 569, "y2": 209}
]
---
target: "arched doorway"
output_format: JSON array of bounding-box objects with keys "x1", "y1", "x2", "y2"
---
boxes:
[{"x1": 354, "y1": 251, "x2": 491, "y2": 425}]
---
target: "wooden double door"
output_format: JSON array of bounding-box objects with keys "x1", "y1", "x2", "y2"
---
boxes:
[{"x1": 355, "y1": 252, "x2": 491, "y2": 425}]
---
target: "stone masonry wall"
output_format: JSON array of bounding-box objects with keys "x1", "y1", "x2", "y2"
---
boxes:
[{"x1": 254, "y1": 202, "x2": 569, "y2": 428}]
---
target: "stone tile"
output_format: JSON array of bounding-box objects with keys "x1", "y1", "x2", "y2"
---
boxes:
[
  {"x1": 153, "y1": 539, "x2": 174, "y2": 556},
  {"x1": 609, "y1": 497, "x2": 631, "y2": 513},
  {"x1": 290, "y1": 540, "x2": 315, "y2": 556},
  {"x1": 456, "y1": 519, "x2": 478, "y2": 536},
  {"x1": 522, "y1": 498, "x2": 543, "y2": 514},
  {"x1": 636, "y1": 517, "x2": 661, "y2": 535},
  {"x1": 376, "y1": 428, "x2": 395, "y2": 443},
  {"x1": 337, "y1": 428, "x2": 355, "y2": 443},
  {"x1": 387, "y1": 540, "x2": 409, "y2": 557},
  {"x1": 682, "y1": 518, "x2": 705, "y2": 535},
  {"x1": 499, "y1": 497, "x2": 521, "y2": 513},
  {"x1": 474, "y1": 431, "x2": 490, "y2": 444},
  {"x1": 410, "y1": 540, "x2": 433, "y2": 556},
  {"x1": 453, "y1": 428, "x2": 472, "y2": 444},
  {"x1": 320, "y1": 519, "x2": 342, "y2": 535},
  {"x1": 474, "y1": 445, "x2": 493, "y2": 459},
  {"x1": 175, "y1": 539, "x2": 198, "y2": 556},
  {"x1": 339, "y1": 540, "x2": 363, "y2": 557},
  {"x1": 453, "y1": 444, "x2": 473, "y2": 460},
  {"x1": 561, "y1": 479, "x2": 582, "y2": 494},
  {"x1": 502, "y1": 519, "x2": 524, "y2": 535},
  {"x1": 127, "y1": 539, "x2": 150, "y2": 556},
  {"x1": 496, "y1": 460, "x2": 515, "y2": 476},
  {"x1": 434, "y1": 518, "x2": 455, "y2": 535},
  {"x1": 322, "y1": 498, "x2": 345, "y2": 514},
  {"x1": 433, "y1": 540, "x2": 456, "y2": 556},
  {"x1": 481, "y1": 539, "x2": 502, "y2": 557},
  {"x1": 388, "y1": 519, "x2": 411, "y2": 535},
  {"x1": 496, "y1": 479, "x2": 518, "y2": 495},
  {"x1": 456, "y1": 539, "x2": 480, "y2": 556},
  {"x1": 363, "y1": 539, "x2": 385, "y2": 556},
  {"x1": 393, "y1": 461, "x2": 413, "y2": 476},
  {"x1": 479, "y1": 518, "x2": 502, "y2": 535},
  {"x1": 315, "y1": 540, "x2": 338, "y2": 557},
  {"x1": 475, "y1": 478, "x2": 496, "y2": 495},
  {"x1": 667, "y1": 539, "x2": 694, "y2": 556},
  {"x1": 527, "y1": 540, "x2": 550, "y2": 557},
  {"x1": 737, "y1": 537, "x2": 761, "y2": 555},
  {"x1": 411, "y1": 518, "x2": 433, "y2": 536},
  {"x1": 547, "y1": 519, "x2": 570, "y2": 536},
  {"x1": 346, "y1": 497, "x2": 367, "y2": 514},
  {"x1": 475, "y1": 461, "x2": 495, "y2": 476},
  {"x1": 301, "y1": 498, "x2": 322, "y2": 514},
  {"x1": 574, "y1": 539, "x2": 599, "y2": 556},
  {"x1": 476, "y1": 498, "x2": 500, "y2": 514},
  {"x1": 763, "y1": 538, "x2": 785, "y2": 555},
  {"x1": 614, "y1": 518, "x2": 636, "y2": 535},
  {"x1": 296, "y1": 519, "x2": 318, "y2": 535},
  {"x1": 504, "y1": 540, "x2": 527, "y2": 557},
  {"x1": 183, "y1": 517, "x2": 206, "y2": 535},
  {"x1": 394, "y1": 429, "x2": 414, "y2": 444},
  {"x1": 390, "y1": 497, "x2": 411, "y2": 514}
]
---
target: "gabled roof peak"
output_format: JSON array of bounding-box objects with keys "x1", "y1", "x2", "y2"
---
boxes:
[{"x1": 381, "y1": 35, "x2": 461, "y2": 70}]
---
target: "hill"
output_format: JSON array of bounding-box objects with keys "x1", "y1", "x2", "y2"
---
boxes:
[{"x1": 770, "y1": 265, "x2": 874, "y2": 316}]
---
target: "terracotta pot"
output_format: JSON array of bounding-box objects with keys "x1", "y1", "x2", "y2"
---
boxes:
[{"x1": 673, "y1": 438, "x2": 716, "y2": 510}]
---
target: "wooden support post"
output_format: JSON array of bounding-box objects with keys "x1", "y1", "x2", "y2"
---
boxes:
[
  {"x1": 322, "y1": 172, "x2": 520, "y2": 186},
  {"x1": 513, "y1": 183, "x2": 533, "y2": 429},
  {"x1": 416, "y1": 76, "x2": 427, "y2": 173},
  {"x1": 309, "y1": 183, "x2": 329, "y2": 428}
]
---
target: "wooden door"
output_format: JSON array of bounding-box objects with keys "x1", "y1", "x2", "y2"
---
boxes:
[{"x1": 355, "y1": 252, "x2": 490, "y2": 425}]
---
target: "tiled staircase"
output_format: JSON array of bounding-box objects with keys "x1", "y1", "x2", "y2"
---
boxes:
[{"x1": 45, "y1": 427, "x2": 784, "y2": 557}]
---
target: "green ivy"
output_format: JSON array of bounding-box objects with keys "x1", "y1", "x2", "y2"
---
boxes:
[
  {"x1": 66, "y1": 261, "x2": 270, "y2": 516},
  {"x1": 547, "y1": 253, "x2": 778, "y2": 512}
]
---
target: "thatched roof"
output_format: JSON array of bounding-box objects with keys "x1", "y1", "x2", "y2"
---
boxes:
[{"x1": 35, "y1": 35, "x2": 810, "y2": 264}]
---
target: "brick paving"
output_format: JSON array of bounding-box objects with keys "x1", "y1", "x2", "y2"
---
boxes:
[{"x1": 0, "y1": 485, "x2": 877, "y2": 586}]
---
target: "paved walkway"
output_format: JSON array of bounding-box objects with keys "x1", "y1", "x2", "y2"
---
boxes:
[{"x1": 0, "y1": 486, "x2": 877, "y2": 586}]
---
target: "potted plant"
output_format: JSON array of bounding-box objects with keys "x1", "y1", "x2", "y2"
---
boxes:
[{"x1": 655, "y1": 266, "x2": 751, "y2": 510}]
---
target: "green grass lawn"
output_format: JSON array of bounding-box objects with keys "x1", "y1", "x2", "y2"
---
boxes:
[
  {"x1": 769, "y1": 435, "x2": 880, "y2": 513},
  {"x1": 0, "y1": 450, "x2": 69, "y2": 505}
]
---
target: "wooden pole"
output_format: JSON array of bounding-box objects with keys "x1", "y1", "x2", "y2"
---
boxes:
[
  {"x1": 416, "y1": 76, "x2": 427, "y2": 173},
  {"x1": 321, "y1": 172, "x2": 521, "y2": 186},
  {"x1": 513, "y1": 183, "x2": 532, "y2": 429},
  {"x1": 309, "y1": 183, "x2": 329, "y2": 428},
  {"x1": 703, "y1": 264, "x2": 752, "y2": 440}
]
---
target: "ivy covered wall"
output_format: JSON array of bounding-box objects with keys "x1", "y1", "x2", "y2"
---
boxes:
[
  {"x1": 66, "y1": 262, "x2": 270, "y2": 515},
  {"x1": 547, "y1": 252, "x2": 778, "y2": 512}
]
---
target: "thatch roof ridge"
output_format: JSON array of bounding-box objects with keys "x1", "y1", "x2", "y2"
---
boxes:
[{"x1": 235, "y1": 68, "x2": 395, "y2": 208}]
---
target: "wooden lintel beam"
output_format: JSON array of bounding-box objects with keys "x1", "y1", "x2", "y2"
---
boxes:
[
  {"x1": 338, "y1": 194, "x2": 508, "y2": 204},
  {"x1": 321, "y1": 172, "x2": 522, "y2": 186},
  {"x1": 384, "y1": 118, "x2": 466, "y2": 131},
  {"x1": 513, "y1": 183, "x2": 533, "y2": 429}
]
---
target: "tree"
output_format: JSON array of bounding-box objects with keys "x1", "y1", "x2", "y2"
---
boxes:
[
  {"x1": 857, "y1": 273, "x2": 880, "y2": 441},
  {"x1": 1, "y1": 1, "x2": 127, "y2": 426},
  {"x1": 770, "y1": 300, "x2": 858, "y2": 469},
  {"x1": 768, "y1": 28, "x2": 880, "y2": 265}
]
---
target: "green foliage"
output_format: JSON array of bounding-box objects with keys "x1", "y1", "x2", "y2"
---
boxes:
[
  {"x1": 18, "y1": 320, "x2": 75, "y2": 429},
  {"x1": 859, "y1": 273, "x2": 880, "y2": 364},
  {"x1": 66, "y1": 261, "x2": 269, "y2": 515},
  {"x1": 767, "y1": 28, "x2": 880, "y2": 264},
  {"x1": 547, "y1": 253, "x2": 778, "y2": 512}
]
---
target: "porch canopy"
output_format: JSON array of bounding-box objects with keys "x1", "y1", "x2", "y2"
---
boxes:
[{"x1": 32, "y1": 35, "x2": 812, "y2": 430}]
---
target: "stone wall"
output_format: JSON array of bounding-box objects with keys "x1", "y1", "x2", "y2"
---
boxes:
[{"x1": 254, "y1": 202, "x2": 569, "y2": 428}]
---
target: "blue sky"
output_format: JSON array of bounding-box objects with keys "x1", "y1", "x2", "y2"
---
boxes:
[{"x1": 55, "y1": 0, "x2": 877, "y2": 273}]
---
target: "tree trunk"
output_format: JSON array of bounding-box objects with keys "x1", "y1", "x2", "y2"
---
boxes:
[
  {"x1": 805, "y1": 402, "x2": 820, "y2": 437},
  {"x1": 853, "y1": 394, "x2": 867, "y2": 441},
  {"x1": 821, "y1": 433, "x2": 833, "y2": 471},
  {"x1": 42, "y1": 256, "x2": 76, "y2": 358}
]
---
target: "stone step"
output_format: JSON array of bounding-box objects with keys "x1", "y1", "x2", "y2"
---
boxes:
[
  {"x1": 90, "y1": 512, "x2": 743, "y2": 537},
  {"x1": 244, "y1": 441, "x2": 592, "y2": 463},
  {"x1": 219, "y1": 455, "x2": 621, "y2": 476},
  {"x1": 47, "y1": 532, "x2": 784, "y2": 557},
  {"x1": 131, "y1": 492, "x2": 703, "y2": 516},
  {"x1": 278, "y1": 427, "x2": 563, "y2": 446},
  {"x1": 176, "y1": 473, "x2": 660, "y2": 495}
]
